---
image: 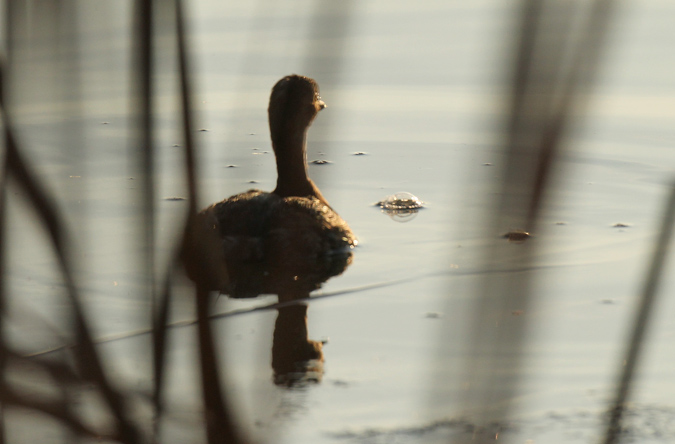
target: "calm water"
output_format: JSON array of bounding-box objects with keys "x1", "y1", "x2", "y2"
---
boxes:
[{"x1": 4, "y1": 1, "x2": 675, "y2": 443}]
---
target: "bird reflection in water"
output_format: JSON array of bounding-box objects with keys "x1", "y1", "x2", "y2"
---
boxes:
[
  {"x1": 183, "y1": 75, "x2": 355, "y2": 386},
  {"x1": 272, "y1": 304, "x2": 325, "y2": 386}
]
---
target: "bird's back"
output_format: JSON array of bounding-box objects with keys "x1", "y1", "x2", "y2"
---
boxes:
[{"x1": 188, "y1": 190, "x2": 356, "y2": 299}]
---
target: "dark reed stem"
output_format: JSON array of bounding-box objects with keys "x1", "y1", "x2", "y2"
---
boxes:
[
  {"x1": 133, "y1": 3, "x2": 161, "y2": 437},
  {"x1": 0, "y1": 61, "x2": 140, "y2": 443},
  {"x1": 602, "y1": 181, "x2": 675, "y2": 444},
  {"x1": 451, "y1": 2, "x2": 615, "y2": 440},
  {"x1": 136, "y1": 0, "x2": 157, "y2": 287},
  {"x1": 131, "y1": 0, "x2": 168, "y2": 437},
  {"x1": 151, "y1": 274, "x2": 172, "y2": 440},
  {"x1": 0, "y1": 347, "x2": 96, "y2": 440},
  {"x1": 152, "y1": 0, "x2": 204, "y2": 409},
  {"x1": 195, "y1": 287, "x2": 243, "y2": 444},
  {"x1": 151, "y1": 0, "x2": 198, "y2": 429},
  {"x1": 0, "y1": 93, "x2": 6, "y2": 444},
  {"x1": 525, "y1": 0, "x2": 615, "y2": 232},
  {"x1": 0, "y1": 161, "x2": 6, "y2": 444},
  {"x1": 173, "y1": 1, "x2": 242, "y2": 441},
  {"x1": 502, "y1": 0, "x2": 615, "y2": 234},
  {"x1": 175, "y1": 0, "x2": 199, "y2": 213},
  {"x1": 0, "y1": 385, "x2": 108, "y2": 439},
  {"x1": 0, "y1": 4, "x2": 11, "y2": 442},
  {"x1": 132, "y1": 4, "x2": 165, "y2": 437}
]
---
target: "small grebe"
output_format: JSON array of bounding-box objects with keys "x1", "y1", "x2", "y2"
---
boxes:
[{"x1": 184, "y1": 75, "x2": 356, "y2": 300}]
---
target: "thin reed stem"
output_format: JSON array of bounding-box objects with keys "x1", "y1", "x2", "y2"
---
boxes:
[{"x1": 602, "y1": 181, "x2": 675, "y2": 444}]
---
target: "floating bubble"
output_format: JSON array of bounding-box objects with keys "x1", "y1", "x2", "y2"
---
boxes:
[
  {"x1": 377, "y1": 192, "x2": 423, "y2": 222},
  {"x1": 379, "y1": 192, "x2": 424, "y2": 211}
]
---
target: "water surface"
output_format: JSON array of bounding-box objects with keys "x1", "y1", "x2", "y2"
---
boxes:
[{"x1": 4, "y1": 1, "x2": 675, "y2": 443}]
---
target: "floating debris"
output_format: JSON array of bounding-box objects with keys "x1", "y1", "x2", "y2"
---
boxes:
[
  {"x1": 425, "y1": 312, "x2": 443, "y2": 319},
  {"x1": 555, "y1": 221, "x2": 568, "y2": 225},
  {"x1": 377, "y1": 192, "x2": 424, "y2": 222},
  {"x1": 164, "y1": 197, "x2": 187, "y2": 201},
  {"x1": 600, "y1": 299, "x2": 616, "y2": 305},
  {"x1": 311, "y1": 159, "x2": 332, "y2": 165},
  {"x1": 101, "y1": 122, "x2": 109, "y2": 125},
  {"x1": 248, "y1": 180, "x2": 259, "y2": 184},
  {"x1": 352, "y1": 151, "x2": 368, "y2": 156},
  {"x1": 503, "y1": 230, "x2": 531, "y2": 243},
  {"x1": 248, "y1": 133, "x2": 255, "y2": 135},
  {"x1": 198, "y1": 128, "x2": 209, "y2": 132},
  {"x1": 612, "y1": 223, "x2": 631, "y2": 228},
  {"x1": 226, "y1": 165, "x2": 238, "y2": 168},
  {"x1": 483, "y1": 162, "x2": 493, "y2": 166},
  {"x1": 172, "y1": 144, "x2": 181, "y2": 147}
]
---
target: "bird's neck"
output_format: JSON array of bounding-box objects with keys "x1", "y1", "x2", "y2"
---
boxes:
[{"x1": 272, "y1": 130, "x2": 328, "y2": 204}]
